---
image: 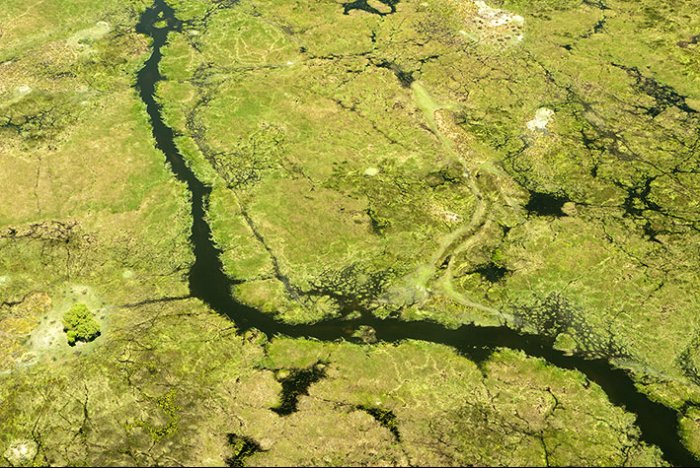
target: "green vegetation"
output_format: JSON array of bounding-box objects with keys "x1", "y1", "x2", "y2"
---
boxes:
[
  {"x1": 158, "y1": 0, "x2": 700, "y2": 408},
  {"x1": 257, "y1": 339, "x2": 664, "y2": 466},
  {"x1": 62, "y1": 303, "x2": 100, "y2": 345},
  {"x1": 226, "y1": 433, "x2": 262, "y2": 467},
  {"x1": 1, "y1": 0, "x2": 699, "y2": 466}
]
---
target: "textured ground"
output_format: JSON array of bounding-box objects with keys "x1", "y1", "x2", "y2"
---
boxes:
[{"x1": 1, "y1": 0, "x2": 699, "y2": 466}]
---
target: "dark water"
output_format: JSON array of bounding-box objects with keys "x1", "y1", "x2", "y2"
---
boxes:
[
  {"x1": 359, "y1": 406, "x2": 401, "y2": 441},
  {"x1": 342, "y1": 0, "x2": 400, "y2": 16},
  {"x1": 225, "y1": 433, "x2": 261, "y2": 467},
  {"x1": 135, "y1": 1, "x2": 699, "y2": 465},
  {"x1": 525, "y1": 190, "x2": 568, "y2": 217},
  {"x1": 271, "y1": 365, "x2": 327, "y2": 416},
  {"x1": 473, "y1": 262, "x2": 509, "y2": 283}
]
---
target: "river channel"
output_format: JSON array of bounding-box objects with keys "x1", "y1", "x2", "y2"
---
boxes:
[{"x1": 135, "y1": 1, "x2": 699, "y2": 465}]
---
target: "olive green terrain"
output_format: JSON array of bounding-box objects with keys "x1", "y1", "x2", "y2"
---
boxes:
[{"x1": 1, "y1": 0, "x2": 699, "y2": 466}]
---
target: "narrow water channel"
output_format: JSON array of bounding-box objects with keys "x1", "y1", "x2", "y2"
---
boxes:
[{"x1": 135, "y1": 1, "x2": 699, "y2": 465}]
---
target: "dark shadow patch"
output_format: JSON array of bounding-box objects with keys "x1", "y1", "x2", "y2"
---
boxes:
[
  {"x1": 358, "y1": 405, "x2": 401, "y2": 441},
  {"x1": 271, "y1": 363, "x2": 327, "y2": 415},
  {"x1": 678, "y1": 34, "x2": 700, "y2": 48},
  {"x1": 226, "y1": 433, "x2": 262, "y2": 467},
  {"x1": 343, "y1": 0, "x2": 399, "y2": 16},
  {"x1": 525, "y1": 191, "x2": 568, "y2": 217}
]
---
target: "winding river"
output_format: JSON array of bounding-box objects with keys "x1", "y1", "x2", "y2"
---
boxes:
[{"x1": 135, "y1": 1, "x2": 699, "y2": 465}]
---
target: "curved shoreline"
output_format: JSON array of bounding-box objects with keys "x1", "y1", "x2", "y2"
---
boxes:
[{"x1": 134, "y1": 1, "x2": 698, "y2": 465}]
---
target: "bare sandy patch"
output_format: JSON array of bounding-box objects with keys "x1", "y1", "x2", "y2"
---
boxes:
[
  {"x1": 461, "y1": 0, "x2": 525, "y2": 46},
  {"x1": 526, "y1": 107, "x2": 555, "y2": 132},
  {"x1": 13, "y1": 285, "x2": 107, "y2": 369}
]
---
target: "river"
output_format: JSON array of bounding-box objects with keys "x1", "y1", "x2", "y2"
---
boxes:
[{"x1": 134, "y1": 1, "x2": 698, "y2": 465}]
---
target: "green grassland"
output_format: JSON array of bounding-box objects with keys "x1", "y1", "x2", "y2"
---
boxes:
[
  {"x1": 1, "y1": 0, "x2": 699, "y2": 466},
  {"x1": 158, "y1": 0, "x2": 700, "y2": 410}
]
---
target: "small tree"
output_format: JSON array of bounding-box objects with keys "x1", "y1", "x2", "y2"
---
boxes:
[{"x1": 62, "y1": 303, "x2": 100, "y2": 346}]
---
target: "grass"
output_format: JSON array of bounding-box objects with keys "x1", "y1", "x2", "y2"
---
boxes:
[
  {"x1": 1, "y1": 0, "x2": 699, "y2": 465},
  {"x1": 157, "y1": 0, "x2": 700, "y2": 410}
]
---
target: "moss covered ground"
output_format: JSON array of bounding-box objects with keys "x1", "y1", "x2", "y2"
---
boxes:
[
  {"x1": 1, "y1": 0, "x2": 699, "y2": 466},
  {"x1": 157, "y1": 0, "x2": 700, "y2": 410}
]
